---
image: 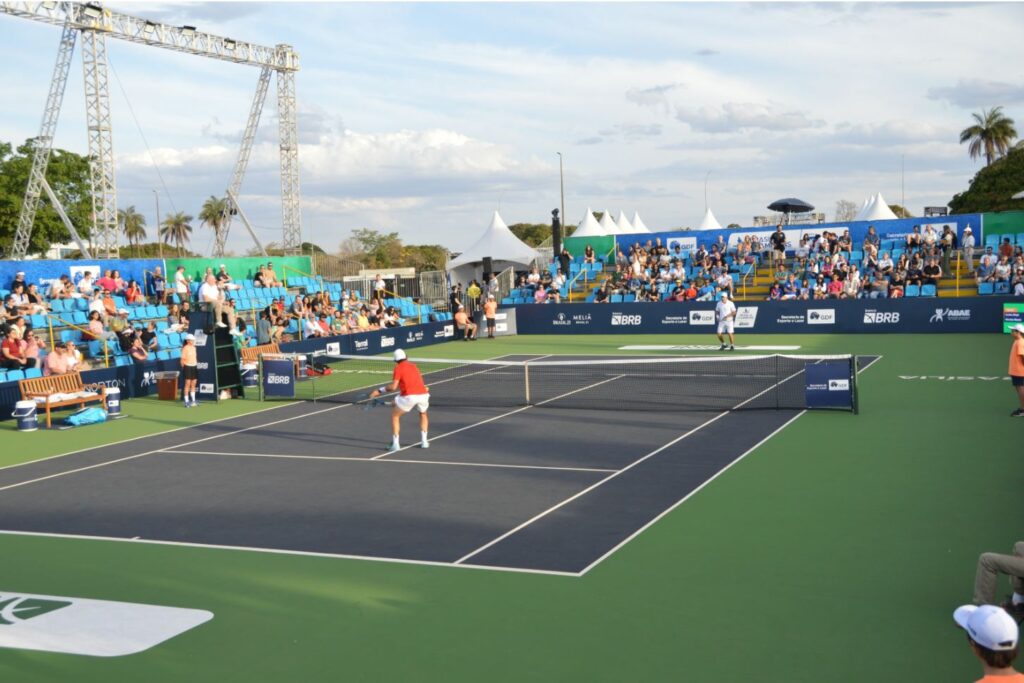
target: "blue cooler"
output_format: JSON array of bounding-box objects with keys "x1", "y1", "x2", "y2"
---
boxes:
[
  {"x1": 106, "y1": 387, "x2": 121, "y2": 417},
  {"x1": 13, "y1": 400, "x2": 38, "y2": 432},
  {"x1": 242, "y1": 364, "x2": 258, "y2": 388}
]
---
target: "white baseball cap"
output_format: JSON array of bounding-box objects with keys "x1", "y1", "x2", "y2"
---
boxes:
[
  {"x1": 393, "y1": 348, "x2": 406, "y2": 362},
  {"x1": 1012, "y1": 324, "x2": 1024, "y2": 334},
  {"x1": 184, "y1": 333, "x2": 196, "y2": 341},
  {"x1": 954, "y1": 604, "x2": 1019, "y2": 651},
  {"x1": 118, "y1": 308, "x2": 129, "y2": 314},
  {"x1": 964, "y1": 226, "x2": 972, "y2": 232}
]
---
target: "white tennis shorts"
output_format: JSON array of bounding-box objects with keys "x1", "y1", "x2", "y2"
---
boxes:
[
  {"x1": 394, "y1": 393, "x2": 430, "y2": 414},
  {"x1": 717, "y1": 320, "x2": 734, "y2": 334}
]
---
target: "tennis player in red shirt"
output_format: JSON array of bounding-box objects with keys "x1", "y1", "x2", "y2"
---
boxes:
[{"x1": 369, "y1": 348, "x2": 430, "y2": 451}]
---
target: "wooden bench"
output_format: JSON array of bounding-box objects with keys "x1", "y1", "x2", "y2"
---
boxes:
[
  {"x1": 240, "y1": 343, "x2": 280, "y2": 364},
  {"x1": 18, "y1": 372, "x2": 107, "y2": 428}
]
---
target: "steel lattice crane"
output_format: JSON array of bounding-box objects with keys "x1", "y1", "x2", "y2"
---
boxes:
[{"x1": 1, "y1": 1, "x2": 302, "y2": 258}]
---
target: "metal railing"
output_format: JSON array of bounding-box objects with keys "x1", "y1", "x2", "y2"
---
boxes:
[{"x1": 48, "y1": 313, "x2": 111, "y2": 367}]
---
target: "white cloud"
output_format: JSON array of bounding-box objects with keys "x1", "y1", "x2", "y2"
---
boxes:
[{"x1": 674, "y1": 102, "x2": 825, "y2": 134}]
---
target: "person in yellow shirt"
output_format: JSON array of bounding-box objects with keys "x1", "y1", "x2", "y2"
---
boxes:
[
  {"x1": 482, "y1": 294, "x2": 498, "y2": 339},
  {"x1": 1009, "y1": 324, "x2": 1024, "y2": 417},
  {"x1": 181, "y1": 333, "x2": 199, "y2": 407}
]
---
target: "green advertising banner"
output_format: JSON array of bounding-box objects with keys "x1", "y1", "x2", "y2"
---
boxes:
[
  {"x1": 164, "y1": 255, "x2": 313, "y2": 284},
  {"x1": 1004, "y1": 302, "x2": 1024, "y2": 334},
  {"x1": 983, "y1": 211, "x2": 1024, "y2": 239},
  {"x1": 563, "y1": 235, "x2": 616, "y2": 261}
]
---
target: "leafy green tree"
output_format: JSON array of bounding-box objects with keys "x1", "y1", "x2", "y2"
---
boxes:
[
  {"x1": 0, "y1": 139, "x2": 93, "y2": 255},
  {"x1": 401, "y1": 244, "x2": 449, "y2": 271},
  {"x1": 161, "y1": 211, "x2": 194, "y2": 256},
  {"x1": 508, "y1": 223, "x2": 552, "y2": 247},
  {"x1": 887, "y1": 204, "x2": 913, "y2": 218},
  {"x1": 949, "y1": 146, "x2": 1024, "y2": 213},
  {"x1": 118, "y1": 206, "x2": 147, "y2": 257},
  {"x1": 199, "y1": 195, "x2": 229, "y2": 251},
  {"x1": 960, "y1": 107, "x2": 1018, "y2": 166}
]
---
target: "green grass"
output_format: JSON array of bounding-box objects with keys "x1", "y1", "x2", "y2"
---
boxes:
[{"x1": 0, "y1": 333, "x2": 1019, "y2": 681}]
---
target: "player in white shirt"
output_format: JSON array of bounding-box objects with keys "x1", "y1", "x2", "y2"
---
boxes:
[{"x1": 715, "y1": 292, "x2": 737, "y2": 351}]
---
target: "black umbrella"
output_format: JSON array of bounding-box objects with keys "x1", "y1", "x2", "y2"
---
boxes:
[{"x1": 767, "y1": 198, "x2": 814, "y2": 224}]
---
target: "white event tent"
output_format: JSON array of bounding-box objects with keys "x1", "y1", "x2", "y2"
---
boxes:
[
  {"x1": 446, "y1": 210, "x2": 541, "y2": 285},
  {"x1": 697, "y1": 208, "x2": 723, "y2": 231},
  {"x1": 853, "y1": 193, "x2": 898, "y2": 222},
  {"x1": 631, "y1": 211, "x2": 650, "y2": 233},
  {"x1": 615, "y1": 211, "x2": 635, "y2": 234},
  {"x1": 571, "y1": 208, "x2": 606, "y2": 238},
  {"x1": 598, "y1": 210, "x2": 619, "y2": 235}
]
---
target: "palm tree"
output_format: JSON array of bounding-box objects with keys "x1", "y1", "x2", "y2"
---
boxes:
[
  {"x1": 960, "y1": 106, "x2": 1018, "y2": 166},
  {"x1": 118, "y1": 206, "x2": 147, "y2": 258},
  {"x1": 160, "y1": 211, "x2": 194, "y2": 257},
  {"x1": 199, "y1": 195, "x2": 229, "y2": 256}
]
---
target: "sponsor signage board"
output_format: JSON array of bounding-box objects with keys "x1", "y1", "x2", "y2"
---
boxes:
[
  {"x1": 262, "y1": 358, "x2": 295, "y2": 398},
  {"x1": 804, "y1": 361, "x2": 854, "y2": 409},
  {"x1": 1004, "y1": 303, "x2": 1024, "y2": 333}
]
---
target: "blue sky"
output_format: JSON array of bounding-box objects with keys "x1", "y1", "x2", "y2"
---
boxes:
[{"x1": 2, "y1": 1, "x2": 1023, "y2": 255}]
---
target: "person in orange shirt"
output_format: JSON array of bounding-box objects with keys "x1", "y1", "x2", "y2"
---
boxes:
[
  {"x1": 181, "y1": 333, "x2": 199, "y2": 407},
  {"x1": 953, "y1": 604, "x2": 1024, "y2": 683},
  {"x1": 453, "y1": 305, "x2": 477, "y2": 341},
  {"x1": 482, "y1": 294, "x2": 498, "y2": 339},
  {"x1": 369, "y1": 349, "x2": 430, "y2": 452},
  {"x1": 1009, "y1": 324, "x2": 1024, "y2": 417}
]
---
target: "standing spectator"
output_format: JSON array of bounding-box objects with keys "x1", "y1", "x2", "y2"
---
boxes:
[
  {"x1": 940, "y1": 225, "x2": 957, "y2": 271},
  {"x1": 372, "y1": 274, "x2": 387, "y2": 304},
  {"x1": 466, "y1": 280, "x2": 482, "y2": 310},
  {"x1": 448, "y1": 285, "x2": 462, "y2": 314},
  {"x1": 181, "y1": 333, "x2": 199, "y2": 407},
  {"x1": 173, "y1": 266, "x2": 191, "y2": 302},
  {"x1": 486, "y1": 273, "x2": 499, "y2": 298},
  {"x1": 952, "y1": 605, "x2": 1023, "y2": 681},
  {"x1": 770, "y1": 224, "x2": 787, "y2": 265},
  {"x1": 1009, "y1": 324, "x2": 1024, "y2": 417},
  {"x1": 558, "y1": 246, "x2": 572, "y2": 277},
  {"x1": 129, "y1": 337, "x2": 149, "y2": 364},
  {"x1": 256, "y1": 310, "x2": 272, "y2": 345},
  {"x1": 150, "y1": 266, "x2": 166, "y2": 303},
  {"x1": 8, "y1": 271, "x2": 27, "y2": 292},
  {"x1": 715, "y1": 292, "x2": 736, "y2": 351},
  {"x1": 483, "y1": 294, "x2": 498, "y2": 339},
  {"x1": 962, "y1": 226, "x2": 976, "y2": 271}
]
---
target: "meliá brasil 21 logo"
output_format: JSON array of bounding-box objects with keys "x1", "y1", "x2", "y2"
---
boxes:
[{"x1": 0, "y1": 595, "x2": 71, "y2": 625}]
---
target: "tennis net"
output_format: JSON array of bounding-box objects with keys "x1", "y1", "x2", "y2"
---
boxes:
[{"x1": 301, "y1": 353, "x2": 859, "y2": 412}]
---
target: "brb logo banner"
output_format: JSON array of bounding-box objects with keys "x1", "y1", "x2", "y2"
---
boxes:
[
  {"x1": 611, "y1": 312, "x2": 642, "y2": 326},
  {"x1": 262, "y1": 358, "x2": 295, "y2": 398},
  {"x1": 863, "y1": 309, "x2": 900, "y2": 324}
]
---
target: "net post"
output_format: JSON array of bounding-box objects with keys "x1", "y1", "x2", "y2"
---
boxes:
[
  {"x1": 258, "y1": 354, "x2": 264, "y2": 402},
  {"x1": 523, "y1": 361, "x2": 531, "y2": 405},
  {"x1": 852, "y1": 355, "x2": 859, "y2": 415},
  {"x1": 774, "y1": 354, "x2": 780, "y2": 411}
]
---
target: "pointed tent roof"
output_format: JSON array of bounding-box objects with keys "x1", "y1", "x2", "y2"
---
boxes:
[
  {"x1": 446, "y1": 210, "x2": 540, "y2": 269},
  {"x1": 697, "y1": 208, "x2": 723, "y2": 231},
  {"x1": 853, "y1": 194, "x2": 877, "y2": 222},
  {"x1": 631, "y1": 211, "x2": 650, "y2": 233},
  {"x1": 598, "y1": 210, "x2": 618, "y2": 235},
  {"x1": 857, "y1": 193, "x2": 898, "y2": 221},
  {"x1": 571, "y1": 208, "x2": 606, "y2": 238},
  {"x1": 615, "y1": 211, "x2": 635, "y2": 234}
]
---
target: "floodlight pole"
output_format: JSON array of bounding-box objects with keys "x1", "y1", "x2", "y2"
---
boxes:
[
  {"x1": 557, "y1": 152, "x2": 565, "y2": 229},
  {"x1": 704, "y1": 170, "x2": 711, "y2": 214}
]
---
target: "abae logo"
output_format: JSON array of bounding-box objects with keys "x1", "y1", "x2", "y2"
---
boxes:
[
  {"x1": 139, "y1": 371, "x2": 156, "y2": 387},
  {"x1": 611, "y1": 312, "x2": 642, "y2": 326},
  {"x1": 863, "y1": 309, "x2": 900, "y2": 324},
  {"x1": 929, "y1": 308, "x2": 971, "y2": 323}
]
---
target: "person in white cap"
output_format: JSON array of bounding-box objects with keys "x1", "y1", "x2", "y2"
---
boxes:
[
  {"x1": 483, "y1": 294, "x2": 498, "y2": 339},
  {"x1": 1009, "y1": 324, "x2": 1024, "y2": 417},
  {"x1": 962, "y1": 225, "x2": 976, "y2": 272},
  {"x1": 368, "y1": 349, "x2": 430, "y2": 452},
  {"x1": 953, "y1": 604, "x2": 1024, "y2": 681},
  {"x1": 715, "y1": 291, "x2": 736, "y2": 351},
  {"x1": 181, "y1": 333, "x2": 199, "y2": 407}
]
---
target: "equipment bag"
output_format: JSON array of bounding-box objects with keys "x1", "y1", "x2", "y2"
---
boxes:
[{"x1": 64, "y1": 407, "x2": 108, "y2": 427}]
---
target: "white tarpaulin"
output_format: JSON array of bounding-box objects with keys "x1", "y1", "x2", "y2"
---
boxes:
[
  {"x1": 631, "y1": 211, "x2": 650, "y2": 233},
  {"x1": 598, "y1": 210, "x2": 618, "y2": 235},
  {"x1": 571, "y1": 208, "x2": 606, "y2": 238},
  {"x1": 615, "y1": 211, "x2": 635, "y2": 234},
  {"x1": 697, "y1": 208, "x2": 723, "y2": 231},
  {"x1": 854, "y1": 193, "x2": 898, "y2": 222}
]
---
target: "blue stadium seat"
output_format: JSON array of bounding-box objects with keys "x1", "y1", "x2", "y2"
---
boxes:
[
  {"x1": 995, "y1": 281, "x2": 1011, "y2": 294},
  {"x1": 978, "y1": 282, "x2": 994, "y2": 295},
  {"x1": 610, "y1": 294, "x2": 623, "y2": 303},
  {"x1": 169, "y1": 348, "x2": 181, "y2": 359},
  {"x1": 156, "y1": 305, "x2": 169, "y2": 318},
  {"x1": 905, "y1": 285, "x2": 920, "y2": 297},
  {"x1": 921, "y1": 284, "x2": 937, "y2": 297},
  {"x1": 115, "y1": 355, "x2": 132, "y2": 367},
  {"x1": 6, "y1": 370, "x2": 25, "y2": 382},
  {"x1": 1002, "y1": 234, "x2": 1016, "y2": 245},
  {"x1": 60, "y1": 329, "x2": 79, "y2": 343},
  {"x1": 0, "y1": 371, "x2": 7, "y2": 384},
  {"x1": 156, "y1": 350, "x2": 171, "y2": 361},
  {"x1": 71, "y1": 311, "x2": 88, "y2": 325},
  {"x1": 623, "y1": 293, "x2": 636, "y2": 302},
  {"x1": 984, "y1": 235, "x2": 1000, "y2": 248},
  {"x1": 24, "y1": 368, "x2": 42, "y2": 379}
]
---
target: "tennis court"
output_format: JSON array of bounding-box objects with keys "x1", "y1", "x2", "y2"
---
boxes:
[
  {"x1": 0, "y1": 353, "x2": 873, "y2": 575},
  {"x1": 0, "y1": 332, "x2": 1018, "y2": 683}
]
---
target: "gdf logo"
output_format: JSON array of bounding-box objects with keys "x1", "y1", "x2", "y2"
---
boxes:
[
  {"x1": 266, "y1": 374, "x2": 291, "y2": 385},
  {"x1": 611, "y1": 312, "x2": 642, "y2": 326},
  {"x1": 863, "y1": 310, "x2": 900, "y2": 324},
  {"x1": 196, "y1": 362, "x2": 209, "y2": 370},
  {"x1": 828, "y1": 379, "x2": 850, "y2": 391}
]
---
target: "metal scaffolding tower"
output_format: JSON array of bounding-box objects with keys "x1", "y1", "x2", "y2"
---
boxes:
[{"x1": 1, "y1": 1, "x2": 303, "y2": 258}]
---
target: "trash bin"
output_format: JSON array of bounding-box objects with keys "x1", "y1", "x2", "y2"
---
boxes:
[
  {"x1": 106, "y1": 387, "x2": 121, "y2": 417},
  {"x1": 155, "y1": 371, "x2": 180, "y2": 401},
  {"x1": 12, "y1": 400, "x2": 38, "y2": 432}
]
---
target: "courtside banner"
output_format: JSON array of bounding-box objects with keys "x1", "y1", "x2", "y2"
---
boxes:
[
  {"x1": 262, "y1": 358, "x2": 295, "y2": 398},
  {"x1": 0, "y1": 590, "x2": 212, "y2": 657},
  {"x1": 510, "y1": 297, "x2": 1005, "y2": 334},
  {"x1": 804, "y1": 361, "x2": 854, "y2": 409}
]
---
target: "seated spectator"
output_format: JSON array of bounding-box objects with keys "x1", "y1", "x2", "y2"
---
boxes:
[
  {"x1": 781, "y1": 275, "x2": 799, "y2": 300},
  {"x1": 125, "y1": 279, "x2": 144, "y2": 304},
  {"x1": 827, "y1": 277, "x2": 844, "y2": 299},
  {"x1": 863, "y1": 225, "x2": 880, "y2": 251},
  {"x1": 812, "y1": 275, "x2": 828, "y2": 300},
  {"x1": 48, "y1": 274, "x2": 73, "y2": 299},
  {"x1": 953, "y1": 604, "x2": 1023, "y2": 682},
  {"x1": 44, "y1": 343, "x2": 69, "y2": 376},
  {"x1": 1000, "y1": 238, "x2": 1016, "y2": 259},
  {"x1": 216, "y1": 264, "x2": 241, "y2": 290},
  {"x1": 1014, "y1": 265, "x2": 1024, "y2": 297},
  {"x1": 877, "y1": 251, "x2": 894, "y2": 275},
  {"x1": 23, "y1": 283, "x2": 48, "y2": 314},
  {"x1": 534, "y1": 286, "x2": 548, "y2": 303},
  {"x1": 303, "y1": 315, "x2": 324, "y2": 338},
  {"x1": 922, "y1": 258, "x2": 943, "y2": 286},
  {"x1": 111, "y1": 270, "x2": 126, "y2": 294},
  {"x1": 83, "y1": 311, "x2": 106, "y2": 341},
  {"x1": 548, "y1": 287, "x2": 562, "y2": 304},
  {"x1": 888, "y1": 271, "x2": 905, "y2": 298},
  {"x1": 906, "y1": 258, "x2": 924, "y2": 286},
  {"x1": 583, "y1": 243, "x2": 597, "y2": 264},
  {"x1": 9, "y1": 271, "x2": 27, "y2": 292},
  {"x1": 867, "y1": 271, "x2": 889, "y2": 299},
  {"x1": 65, "y1": 340, "x2": 86, "y2": 371},
  {"x1": 526, "y1": 267, "x2": 541, "y2": 287},
  {"x1": 977, "y1": 247, "x2": 998, "y2": 282},
  {"x1": 1, "y1": 328, "x2": 28, "y2": 370},
  {"x1": 129, "y1": 337, "x2": 150, "y2": 364},
  {"x1": 23, "y1": 329, "x2": 45, "y2": 367},
  {"x1": 169, "y1": 314, "x2": 189, "y2": 334},
  {"x1": 995, "y1": 256, "x2": 1013, "y2": 283},
  {"x1": 77, "y1": 270, "x2": 96, "y2": 295},
  {"x1": 9, "y1": 316, "x2": 28, "y2": 341},
  {"x1": 843, "y1": 267, "x2": 862, "y2": 299},
  {"x1": 7, "y1": 284, "x2": 34, "y2": 317},
  {"x1": 109, "y1": 308, "x2": 131, "y2": 336},
  {"x1": 253, "y1": 265, "x2": 268, "y2": 288},
  {"x1": 905, "y1": 225, "x2": 922, "y2": 250},
  {"x1": 696, "y1": 282, "x2": 717, "y2": 302},
  {"x1": 453, "y1": 305, "x2": 477, "y2": 340},
  {"x1": 356, "y1": 306, "x2": 373, "y2": 330},
  {"x1": 317, "y1": 313, "x2": 332, "y2": 335},
  {"x1": 264, "y1": 262, "x2": 283, "y2": 287},
  {"x1": 140, "y1": 321, "x2": 159, "y2": 351},
  {"x1": 798, "y1": 279, "x2": 811, "y2": 300},
  {"x1": 96, "y1": 269, "x2": 116, "y2": 293},
  {"x1": 715, "y1": 272, "x2": 734, "y2": 297},
  {"x1": 837, "y1": 229, "x2": 852, "y2": 255},
  {"x1": 862, "y1": 248, "x2": 878, "y2": 273},
  {"x1": 767, "y1": 282, "x2": 782, "y2": 300},
  {"x1": 923, "y1": 225, "x2": 938, "y2": 250}
]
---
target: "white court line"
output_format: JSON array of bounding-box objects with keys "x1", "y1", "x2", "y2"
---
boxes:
[
  {"x1": 370, "y1": 373, "x2": 624, "y2": 460},
  {"x1": 453, "y1": 361, "x2": 818, "y2": 565},
  {"x1": 163, "y1": 450, "x2": 617, "y2": 474},
  {"x1": 0, "y1": 403, "x2": 349, "y2": 494},
  {"x1": 0, "y1": 529, "x2": 580, "y2": 578}
]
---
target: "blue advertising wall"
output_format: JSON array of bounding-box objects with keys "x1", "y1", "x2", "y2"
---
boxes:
[
  {"x1": 0, "y1": 258, "x2": 163, "y2": 292},
  {"x1": 611, "y1": 213, "x2": 983, "y2": 257},
  {"x1": 511, "y1": 296, "x2": 1007, "y2": 335}
]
